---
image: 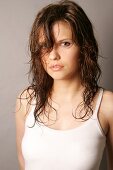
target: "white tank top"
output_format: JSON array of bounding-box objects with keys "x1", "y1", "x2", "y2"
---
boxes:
[{"x1": 21, "y1": 87, "x2": 106, "y2": 170}]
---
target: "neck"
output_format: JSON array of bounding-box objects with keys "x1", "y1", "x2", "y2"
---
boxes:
[{"x1": 50, "y1": 78, "x2": 85, "y2": 103}]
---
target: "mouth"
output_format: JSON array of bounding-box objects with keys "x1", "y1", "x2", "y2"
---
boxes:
[{"x1": 49, "y1": 64, "x2": 64, "y2": 71}]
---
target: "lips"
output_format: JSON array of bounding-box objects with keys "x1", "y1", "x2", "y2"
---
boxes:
[
  {"x1": 49, "y1": 63, "x2": 64, "y2": 71},
  {"x1": 49, "y1": 64, "x2": 64, "y2": 68}
]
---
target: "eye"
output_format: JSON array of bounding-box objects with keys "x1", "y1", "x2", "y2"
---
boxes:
[
  {"x1": 40, "y1": 43, "x2": 52, "y2": 55},
  {"x1": 61, "y1": 41, "x2": 72, "y2": 47},
  {"x1": 41, "y1": 43, "x2": 48, "y2": 49}
]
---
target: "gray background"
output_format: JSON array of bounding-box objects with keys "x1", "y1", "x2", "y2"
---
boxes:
[{"x1": 0, "y1": 0, "x2": 113, "y2": 169}]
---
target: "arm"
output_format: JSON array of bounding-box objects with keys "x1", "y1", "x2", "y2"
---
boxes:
[
  {"x1": 15, "y1": 90, "x2": 29, "y2": 170},
  {"x1": 105, "y1": 92, "x2": 113, "y2": 170}
]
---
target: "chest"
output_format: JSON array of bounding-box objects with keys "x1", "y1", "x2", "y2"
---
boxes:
[
  {"x1": 22, "y1": 116, "x2": 106, "y2": 170},
  {"x1": 39, "y1": 104, "x2": 108, "y2": 136}
]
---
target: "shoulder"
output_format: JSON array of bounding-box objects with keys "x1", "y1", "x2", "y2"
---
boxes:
[
  {"x1": 102, "y1": 89, "x2": 113, "y2": 167},
  {"x1": 15, "y1": 87, "x2": 35, "y2": 118},
  {"x1": 101, "y1": 88, "x2": 113, "y2": 128}
]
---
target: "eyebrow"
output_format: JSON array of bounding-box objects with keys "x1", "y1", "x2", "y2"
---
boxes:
[{"x1": 57, "y1": 38, "x2": 72, "y2": 42}]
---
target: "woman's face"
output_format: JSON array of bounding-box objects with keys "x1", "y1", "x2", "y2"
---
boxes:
[{"x1": 39, "y1": 20, "x2": 80, "y2": 80}]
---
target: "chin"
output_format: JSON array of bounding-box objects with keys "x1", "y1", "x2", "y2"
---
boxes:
[
  {"x1": 48, "y1": 73, "x2": 76, "y2": 80},
  {"x1": 49, "y1": 75, "x2": 65, "y2": 80}
]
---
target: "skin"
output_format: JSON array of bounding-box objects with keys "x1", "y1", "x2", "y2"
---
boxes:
[
  {"x1": 15, "y1": 20, "x2": 113, "y2": 170},
  {"x1": 41, "y1": 22, "x2": 80, "y2": 83}
]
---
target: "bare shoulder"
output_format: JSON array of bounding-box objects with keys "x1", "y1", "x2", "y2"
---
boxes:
[
  {"x1": 102, "y1": 89, "x2": 113, "y2": 168},
  {"x1": 101, "y1": 88, "x2": 113, "y2": 126},
  {"x1": 15, "y1": 87, "x2": 35, "y2": 170},
  {"x1": 15, "y1": 87, "x2": 35, "y2": 119}
]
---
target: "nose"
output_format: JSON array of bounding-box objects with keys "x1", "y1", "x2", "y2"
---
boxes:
[{"x1": 48, "y1": 47, "x2": 60, "y2": 60}]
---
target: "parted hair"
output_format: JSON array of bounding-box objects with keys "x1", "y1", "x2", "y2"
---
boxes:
[{"x1": 18, "y1": 0, "x2": 103, "y2": 127}]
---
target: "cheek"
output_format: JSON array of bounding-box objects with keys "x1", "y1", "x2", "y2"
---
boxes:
[
  {"x1": 63, "y1": 48, "x2": 80, "y2": 66},
  {"x1": 41, "y1": 55, "x2": 49, "y2": 70}
]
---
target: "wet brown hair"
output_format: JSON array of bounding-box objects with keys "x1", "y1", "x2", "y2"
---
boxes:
[{"x1": 18, "y1": 0, "x2": 103, "y2": 127}]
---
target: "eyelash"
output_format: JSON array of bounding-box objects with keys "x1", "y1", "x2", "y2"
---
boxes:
[
  {"x1": 61, "y1": 41, "x2": 71, "y2": 47},
  {"x1": 41, "y1": 44, "x2": 48, "y2": 48},
  {"x1": 40, "y1": 41, "x2": 72, "y2": 50}
]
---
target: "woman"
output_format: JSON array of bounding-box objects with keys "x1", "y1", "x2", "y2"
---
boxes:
[{"x1": 15, "y1": 0, "x2": 113, "y2": 170}]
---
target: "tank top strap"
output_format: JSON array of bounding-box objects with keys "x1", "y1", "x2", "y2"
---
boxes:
[{"x1": 93, "y1": 87, "x2": 104, "y2": 119}]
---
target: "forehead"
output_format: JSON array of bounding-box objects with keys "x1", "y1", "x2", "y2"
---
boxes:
[{"x1": 38, "y1": 20, "x2": 73, "y2": 43}]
